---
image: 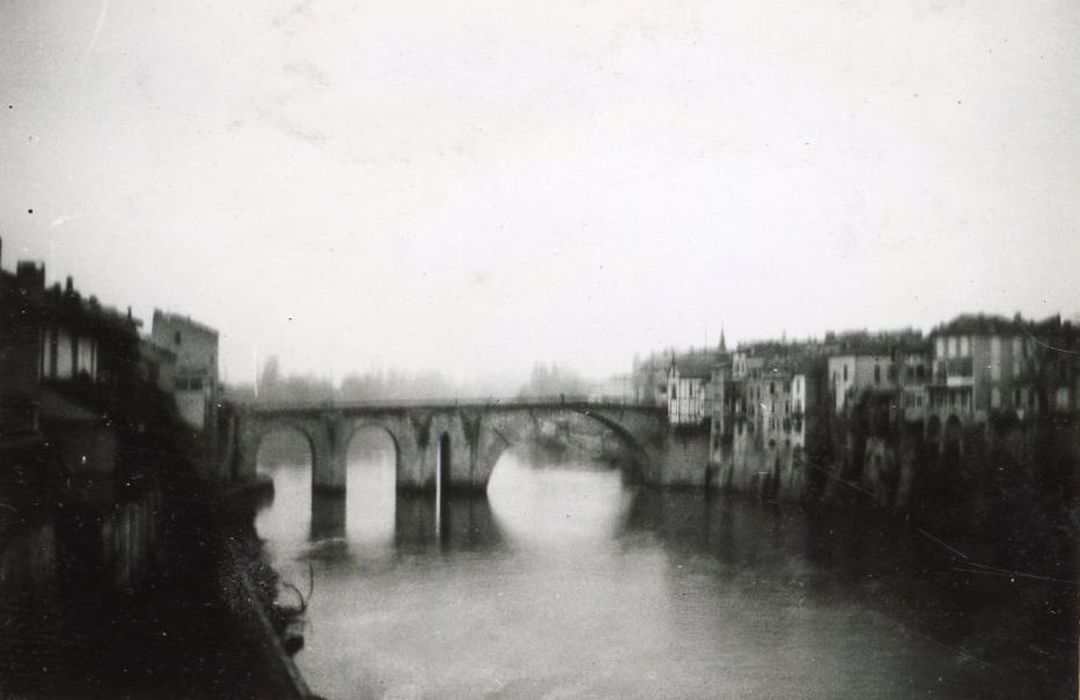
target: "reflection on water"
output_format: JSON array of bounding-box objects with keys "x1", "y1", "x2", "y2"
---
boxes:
[
  {"x1": 255, "y1": 428, "x2": 397, "y2": 561},
  {"x1": 488, "y1": 451, "x2": 633, "y2": 547},
  {"x1": 254, "y1": 447, "x2": 1069, "y2": 699}
]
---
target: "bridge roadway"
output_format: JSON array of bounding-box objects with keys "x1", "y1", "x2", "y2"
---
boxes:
[{"x1": 233, "y1": 397, "x2": 710, "y2": 493}]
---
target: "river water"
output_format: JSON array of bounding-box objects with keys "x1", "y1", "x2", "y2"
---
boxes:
[{"x1": 254, "y1": 436, "x2": 1072, "y2": 699}]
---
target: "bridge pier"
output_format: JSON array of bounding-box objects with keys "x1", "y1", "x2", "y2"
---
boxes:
[{"x1": 312, "y1": 444, "x2": 346, "y2": 494}]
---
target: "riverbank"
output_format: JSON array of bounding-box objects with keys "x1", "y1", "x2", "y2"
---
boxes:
[{"x1": 0, "y1": 469, "x2": 318, "y2": 699}]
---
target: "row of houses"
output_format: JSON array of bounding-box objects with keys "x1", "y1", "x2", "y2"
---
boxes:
[
  {"x1": 631, "y1": 314, "x2": 1080, "y2": 450},
  {"x1": 0, "y1": 238, "x2": 221, "y2": 479}
]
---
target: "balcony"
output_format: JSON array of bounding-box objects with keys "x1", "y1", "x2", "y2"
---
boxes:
[{"x1": 931, "y1": 357, "x2": 974, "y2": 386}]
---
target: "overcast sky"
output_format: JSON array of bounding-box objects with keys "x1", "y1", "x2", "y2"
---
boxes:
[{"x1": 2, "y1": 0, "x2": 1079, "y2": 384}]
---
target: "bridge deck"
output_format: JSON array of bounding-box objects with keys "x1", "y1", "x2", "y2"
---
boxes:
[{"x1": 247, "y1": 397, "x2": 664, "y2": 417}]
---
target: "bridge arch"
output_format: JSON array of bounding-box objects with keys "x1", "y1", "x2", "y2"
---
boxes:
[
  {"x1": 571, "y1": 408, "x2": 653, "y2": 478},
  {"x1": 241, "y1": 417, "x2": 331, "y2": 486},
  {"x1": 342, "y1": 422, "x2": 403, "y2": 479},
  {"x1": 473, "y1": 407, "x2": 656, "y2": 490}
]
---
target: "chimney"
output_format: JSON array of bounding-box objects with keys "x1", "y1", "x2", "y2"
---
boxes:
[
  {"x1": 16, "y1": 261, "x2": 45, "y2": 294},
  {"x1": 65, "y1": 275, "x2": 74, "y2": 295}
]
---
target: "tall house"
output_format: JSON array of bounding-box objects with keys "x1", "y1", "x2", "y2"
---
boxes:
[
  {"x1": 827, "y1": 354, "x2": 898, "y2": 414},
  {"x1": 0, "y1": 245, "x2": 145, "y2": 475},
  {"x1": 821, "y1": 330, "x2": 929, "y2": 423},
  {"x1": 928, "y1": 315, "x2": 1041, "y2": 423},
  {"x1": 151, "y1": 310, "x2": 219, "y2": 431},
  {"x1": 667, "y1": 352, "x2": 716, "y2": 426}
]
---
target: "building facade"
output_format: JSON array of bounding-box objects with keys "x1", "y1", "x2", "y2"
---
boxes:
[
  {"x1": 151, "y1": 311, "x2": 219, "y2": 432},
  {"x1": 667, "y1": 353, "x2": 715, "y2": 426}
]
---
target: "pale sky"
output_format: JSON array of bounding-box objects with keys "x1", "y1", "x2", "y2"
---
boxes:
[{"x1": 2, "y1": 0, "x2": 1079, "y2": 384}]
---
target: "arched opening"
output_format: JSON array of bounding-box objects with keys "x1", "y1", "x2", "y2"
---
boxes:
[
  {"x1": 487, "y1": 449, "x2": 632, "y2": 548},
  {"x1": 253, "y1": 426, "x2": 314, "y2": 559},
  {"x1": 342, "y1": 426, "x2": 397, "y2": 552},
  {"x1": 943, "y1": 415, "x2": 963, "y2": 469},
  {"x1": 926, "y1": 415, "x2": 942, "y2": 444},
  {"x1": 486, "y1": 413, "x2": 636, "y2": 548}
]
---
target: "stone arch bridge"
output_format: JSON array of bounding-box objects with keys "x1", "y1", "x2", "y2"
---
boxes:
[{"x1": 233, "y1": 400, "x2": 705, "y2": 493}]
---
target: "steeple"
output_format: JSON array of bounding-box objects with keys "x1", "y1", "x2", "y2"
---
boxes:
[{"x1": 719, "y1": 325, "x2": 727, "y2": 353}]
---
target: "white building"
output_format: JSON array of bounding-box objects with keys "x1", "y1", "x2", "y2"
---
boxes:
[
  {"x1": 151, "y1": 310, "x2": 219, "y2": 431},
  {"x1": 827, "y1": 354, "x2": 897, "y2": 414},
  {"x1": 667, "y1": 354, "x2": 715, "y2": 426}
]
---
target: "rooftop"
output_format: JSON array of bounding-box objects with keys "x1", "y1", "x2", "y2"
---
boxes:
[
  {"x1": 670, "y1": 352, "x2": 719, "y2": 379},
  {"x1": 152, "y1": 309, "x2": 220, "y2": 338}
]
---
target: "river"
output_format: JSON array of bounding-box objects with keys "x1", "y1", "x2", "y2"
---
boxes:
[{"x1": 254, "y1": 433, "x2": 1072, "y2": 699}]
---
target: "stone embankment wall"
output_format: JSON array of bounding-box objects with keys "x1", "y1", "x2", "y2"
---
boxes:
[
  {"x1": 710, "y1": 414, "x2": 1080, "y2": 514},
  {"x1": 711, "y1": 432, "x2": 809, "y2": 499}
]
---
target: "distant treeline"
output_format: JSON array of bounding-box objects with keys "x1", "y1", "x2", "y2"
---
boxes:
[{"x1": 223, "y1": 357, "x2": 591, "y2": 405}]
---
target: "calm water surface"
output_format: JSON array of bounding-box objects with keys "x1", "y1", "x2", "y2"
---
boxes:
[{"x1": 255, "y1": 438, "x2": 1066, "y2": 699}]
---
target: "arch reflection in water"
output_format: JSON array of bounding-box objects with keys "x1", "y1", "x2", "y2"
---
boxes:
[
  {"x1": 486, "y1": 448, "x2": 633, "y2": 549},
  {"x1": 343, "y1": 426, "x2": 397, "y2": 553},
  {"x1": 253, "y1": 428, "x2": 313, "y2": 560}
]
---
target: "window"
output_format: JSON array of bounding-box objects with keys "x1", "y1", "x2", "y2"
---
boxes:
[
  {"x1": 874, "y1": 365, "x2": 881, "y2": 384},
  {"x1": 174, "y1": 331, "x2": 182, "y2": 345},
  {"x1": 76, "y1": 336, "x2": 95, "y2": 378},
  {"x1": 41, "y1": 328, "x2": 54, "y2": 378},
  {"x1": 671, "y1": 385, "x2": 677, "y2": 399},
  {"x1": 949, "y1": 337, "x2": 958, "y2": 357},
  {"x1": 769, "y1": 382, "x2": 776, "y2": 395},
  {"x1": 991, "y1": 387, "x2": 1001, "y2": 409},
  {"x1": 56, "y1": 329, "x2": 74, "y2": 380},
  {"x1": 916, "y1": 365, "x2": 926, "y2": 381},
  {"x1": 936, "y1": 337, "x2": 945, "y2": 358},
  {"x1": 843, "y1": 365, "x2": 848, "y2": 382},
  {"x1": 959, "y1": 336, "x2": 970, "y2": 357}
]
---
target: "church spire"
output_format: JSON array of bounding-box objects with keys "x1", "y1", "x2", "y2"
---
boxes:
[{"x1": 719, "y1": 325, "x2": 727, "y2": 353}]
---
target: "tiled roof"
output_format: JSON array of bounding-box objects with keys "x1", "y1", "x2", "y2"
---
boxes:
[
  {"x1": 671, "y1": 353, "x2": 718, "y2": 379},
  {"x1": 933, "y1": 314, "x2": 1023, "y2": 336},
  {"x1": 153, "y1": 309, "x2": 219, "y2": 337}
]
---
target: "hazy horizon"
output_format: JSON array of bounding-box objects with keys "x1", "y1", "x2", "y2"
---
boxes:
[{"x1": 3, "y1": 1, "x2": 1078, "y2": 385}]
